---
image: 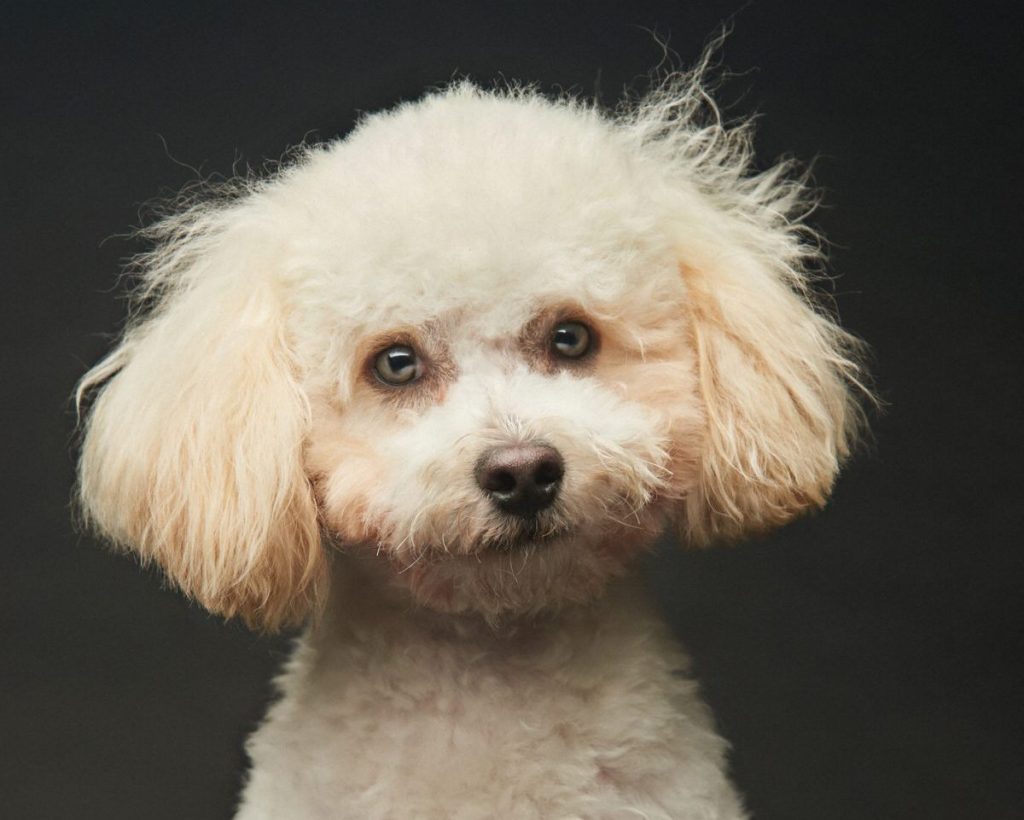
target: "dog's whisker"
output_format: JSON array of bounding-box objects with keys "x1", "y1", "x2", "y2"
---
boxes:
[{"x1": 396, "y1": 542, "x2": 430, "y2": 575}]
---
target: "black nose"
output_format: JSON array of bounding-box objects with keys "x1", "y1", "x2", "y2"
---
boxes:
[{"x1": 475, "y1": 444, "x2": 564, "y2": 517}]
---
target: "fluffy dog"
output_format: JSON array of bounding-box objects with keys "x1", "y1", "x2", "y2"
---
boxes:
[{"x1": 76, "y1": 65, "x2": 866, "y2": 819}]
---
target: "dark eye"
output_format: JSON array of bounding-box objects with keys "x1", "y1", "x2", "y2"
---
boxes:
[
  {"x1": 551, "y1": 321, "x2": 592, "y2": 359},
  {"x1": 373, "y1": 345, "x2": 423, "y2": 385}
]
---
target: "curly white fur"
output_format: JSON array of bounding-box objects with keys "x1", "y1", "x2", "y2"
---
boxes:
[{"x1": 77, "y1": 60, "x2": 867, "y2": 819}]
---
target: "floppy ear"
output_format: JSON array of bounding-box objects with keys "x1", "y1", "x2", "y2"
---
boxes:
[
  {"x1": 619, "y1": 70, "x2": 870, "y2": 547},
  {"x1": 77, "y1": 201, "x2": 325, "y2": 631},
  {"x1": 623, "y1": 68, "x2": 870, "y2": 545},
  {"x1": 679, "y1": 243, "x2": 866, "y2": 545}
]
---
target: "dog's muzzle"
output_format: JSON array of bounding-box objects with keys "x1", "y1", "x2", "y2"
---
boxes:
[{"x1": 474, "y1": 444, "x2": 563, "y2": 517}]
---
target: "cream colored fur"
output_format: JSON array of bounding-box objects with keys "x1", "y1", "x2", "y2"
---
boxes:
[{"x1": 77, "y1": 63, "x2": 866, "y2": 818}]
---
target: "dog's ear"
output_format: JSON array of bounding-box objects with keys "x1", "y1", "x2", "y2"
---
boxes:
[
  {"x1": 77, "y1": 200, "x2": 325, "y2": 631},
  {"x1": 624, "y1": 72, "x2": 870, "y2": 547},
  {"x1": 678, "y1": 241, "x2": 866, "y2": 545}
]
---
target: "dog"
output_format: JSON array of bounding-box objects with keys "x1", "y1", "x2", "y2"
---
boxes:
[{"x1": 76, "y1": 65, "x2": 866, "y2": 819}]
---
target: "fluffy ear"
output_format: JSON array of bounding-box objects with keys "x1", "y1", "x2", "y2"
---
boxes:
[
  {"x1": 623, "y1": 71, "x2": 870, "y2": 545},
  {"x1": 76, "y1": 200, "x2": 325, "y2": 631},
  {"x1": 680, "y1": 249, "x2": 865, "y2": 544}
]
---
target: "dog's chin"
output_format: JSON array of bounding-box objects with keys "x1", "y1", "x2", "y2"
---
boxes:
[
  {"x1": 374, "y1": 519, "x2": 659, "y2": 623},
  {"x1": 474, "y1": 518, "x2": 573, "y2": 553}
]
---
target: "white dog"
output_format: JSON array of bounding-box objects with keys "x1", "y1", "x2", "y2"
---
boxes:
[{"x1": 77, "y1": 65, "x2": 866, "y2": 819}]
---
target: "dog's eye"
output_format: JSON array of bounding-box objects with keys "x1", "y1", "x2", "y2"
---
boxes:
[
  {"x1": 373, "y1": 345, "x2": 423, "y2": 386},
  {"x1": 551, "y1": 322, "x2": 592, "y2": 359}
]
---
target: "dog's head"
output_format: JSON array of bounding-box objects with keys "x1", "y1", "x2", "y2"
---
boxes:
[{"x1": 77, "y1": 80, "x2": 866, "y2": 629}]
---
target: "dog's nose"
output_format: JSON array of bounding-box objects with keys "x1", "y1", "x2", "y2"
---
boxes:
[{"x1": 475, "y1": 444, "x2": 564, "y2": 516}]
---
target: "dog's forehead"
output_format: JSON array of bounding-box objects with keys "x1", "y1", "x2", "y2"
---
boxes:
[
  {"x1": 287, "y1": 93, "x2": 683, "y2": 334},
  {"x1": 278, "y1": 87, "x2": 697, "y2": 358},
  {"x1": 311, "y1": 232, "x2": 682, "y2": 343}
]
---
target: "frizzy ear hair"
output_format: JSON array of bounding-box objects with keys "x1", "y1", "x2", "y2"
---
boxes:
[
  {"x1": 75, "y1": 184, "x2": 326, "y2": 631},
  {"x1": 618, "y1": 51, "x2": 874, "y2": 544}
]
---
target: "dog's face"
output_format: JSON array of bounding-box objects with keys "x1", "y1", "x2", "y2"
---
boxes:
[
  {"x1": 303, "y1": 200, "x2": 699, "y2": 616},
  {"x1": 77, "y1": 84, "x2": 864, "y2": 629},
  {"x1": 306, "y1": 292, "x2": 697, "y2": 618},
  {"x1": 290, "y1": 102, "x2": 706, "y2": 617}
]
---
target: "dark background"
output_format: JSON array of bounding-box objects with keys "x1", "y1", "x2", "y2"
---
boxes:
[{"x1": 3, "y1": 1, "x2": 1022, "y2": 818}]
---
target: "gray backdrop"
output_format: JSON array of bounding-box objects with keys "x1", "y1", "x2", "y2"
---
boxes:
[{"x1": 4, "y1": 1, "x2": 1021, "y2": 818}]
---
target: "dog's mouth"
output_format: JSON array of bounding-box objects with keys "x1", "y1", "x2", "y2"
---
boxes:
[
  {"x1": 386, "y1": 516, "x2": 574, "y2": 566},
  {"x1": 477, "y1": 518, "x2": 573, "y2": 552}
]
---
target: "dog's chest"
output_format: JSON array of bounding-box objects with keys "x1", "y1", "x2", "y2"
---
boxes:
[{"x1": 237, "y1": 582, "x2": 745, "y2": 819}]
